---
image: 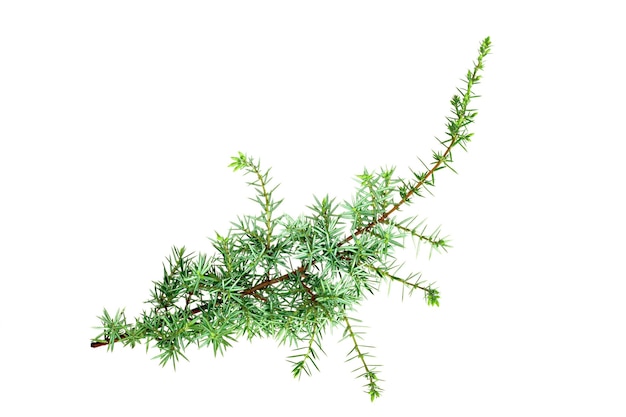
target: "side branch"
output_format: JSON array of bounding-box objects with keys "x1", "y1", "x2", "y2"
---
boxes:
[
  {"x1": 340, "y1": 40, "x2": 488, "y2": 247},
  {"x1": 343, "y1": 316, "x2": 382, "y2": 401}
]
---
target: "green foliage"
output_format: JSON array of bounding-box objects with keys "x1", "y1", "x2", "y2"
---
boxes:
[{"x1": 91, "y1": 37, "x2": 491, "y2": 400}]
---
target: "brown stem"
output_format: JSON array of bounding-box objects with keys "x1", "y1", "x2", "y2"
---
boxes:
[
  {"x1": 91, "y1": 147, "x2": 449, "y2": 350},
  {"x1": 91, "y1": 339, "x2": 118, "y2": 348},
  {"x1": 93, "y1": 100, "x2": 468, "y2": 350},
  {"x1": 92, "y1": 141, "x2": 453, "y2": 350},
  {"x1": 239, "y1": 265, "x2": 307, "y2": 296}
]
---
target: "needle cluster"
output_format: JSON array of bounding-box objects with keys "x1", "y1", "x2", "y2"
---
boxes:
[{"x1": 91, "y1": 37, "x2": 491, "y2": 400}]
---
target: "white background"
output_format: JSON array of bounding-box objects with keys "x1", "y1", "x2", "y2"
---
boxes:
[{"x1": 1, "y1": 1, "x2": 625, "y2": 415}]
